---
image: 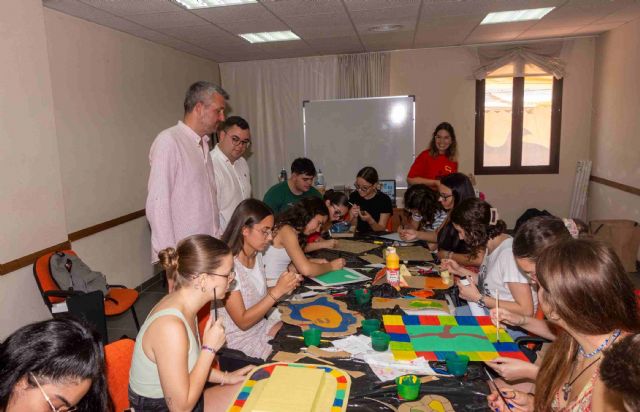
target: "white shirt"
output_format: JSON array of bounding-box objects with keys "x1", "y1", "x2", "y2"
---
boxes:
[{"x1": 210, "y1": 144, "x2": 251, "y2": 231}]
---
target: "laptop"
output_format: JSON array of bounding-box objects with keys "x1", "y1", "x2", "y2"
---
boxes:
[{"x1": 379, "y1": 179, "x2": 396, "y2": 207}]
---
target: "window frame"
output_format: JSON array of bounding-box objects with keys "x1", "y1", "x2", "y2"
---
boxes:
[{"x1": 474, "y1": 76, "x2": 563, "y2": 175}]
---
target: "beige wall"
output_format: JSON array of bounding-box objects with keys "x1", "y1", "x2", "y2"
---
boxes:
[
  {"x1": 0, "y1": 4, "x2": 220, "y2": 339},
  {"x1": 390, "y1": 38, "x2": 596, "y2": 226},
  {"x1": 588, "y1": 18, "x2": 640, "y2": 259}
]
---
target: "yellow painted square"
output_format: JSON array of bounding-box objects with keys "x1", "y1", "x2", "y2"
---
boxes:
[
  {"x1": 476, "y1": 351, "x2": 499, "y2": 361},
  {"x1": 245, "y1": 380, "x2": 256, "y2": 387},
  {"x1": 481, "y1": 325, "x2": 497, "y2": 336},
  {"x1": 383, "y1": 315, "x2": 404, "y2": 326},
  {"x1": 392, "y1": 350, "x2": 417, "y2": 361}
]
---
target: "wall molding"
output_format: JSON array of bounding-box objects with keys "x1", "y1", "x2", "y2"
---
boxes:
[
  {"x1": 0, "y1": 209, "x2": 146, "y2": 276},
  {"x1": 590, "y1": 175, "x2": 640, "y2": 197}
]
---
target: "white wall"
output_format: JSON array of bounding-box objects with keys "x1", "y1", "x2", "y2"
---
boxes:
[
  {"x1": 389, "y1": 39, "x2": 596, "y2": 226},
  {"x1": 0, "y1": 3, "x2": 220, "y2": 339},
  {"x1": 588, "y1": 18, "x2": 640, "y2": 259}
]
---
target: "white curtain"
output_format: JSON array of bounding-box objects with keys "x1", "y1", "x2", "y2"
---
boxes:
[
  {"x1": 220, "y1": 56, "x2": 338, "y2": 198},
  {"x1": 472, "y1": 40, "x2": 569, "y2": 79},
  {"x1": 337, "y1": 52, "x2": 389, "y2": 98}
]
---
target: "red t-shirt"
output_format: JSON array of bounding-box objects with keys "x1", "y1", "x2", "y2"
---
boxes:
[{"x1": 408, "y1": 151, "x2": 458, "y2": 180}]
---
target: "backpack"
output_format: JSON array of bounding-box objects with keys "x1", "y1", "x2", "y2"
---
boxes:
[{"x1": 49, "y1": 252, "x2": 109, "y2": 296}]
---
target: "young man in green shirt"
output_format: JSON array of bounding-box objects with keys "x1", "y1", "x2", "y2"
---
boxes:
[{"x1": 263, "y1": 157, "x2": 321, "y2": 214}]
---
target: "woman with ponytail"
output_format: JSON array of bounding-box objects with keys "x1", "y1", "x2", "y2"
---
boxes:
[
  {"x1": 487, "y1": 239, "x2": 640, "y2": 411},
  {"x1": 441, "y1": 198, "x2": 536, "y2": 330},
  {"x1": 128, "y1": 234, "x2": 252, "y2": 412}
]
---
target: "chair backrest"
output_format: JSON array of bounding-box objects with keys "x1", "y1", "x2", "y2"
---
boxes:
[
  {"x1": 104, "y1": 338, "x2": 135, "y2": 411},
  {"x1": 33, "y1": 249, "x2": 77, "y2": 307}
]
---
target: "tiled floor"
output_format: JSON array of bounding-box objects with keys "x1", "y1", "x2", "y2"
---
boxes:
[{"x1": 106, "y1": 277, "x2": 165, "y2": 343}]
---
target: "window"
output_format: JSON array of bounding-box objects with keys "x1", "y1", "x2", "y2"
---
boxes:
[{"x1": 474, "y1": 66, "x2": 562, "y2": 174}]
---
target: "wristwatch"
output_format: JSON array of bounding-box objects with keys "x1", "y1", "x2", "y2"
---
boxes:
[{"x1": 476, "y1": 295, "x2": 487, "y2": 309}]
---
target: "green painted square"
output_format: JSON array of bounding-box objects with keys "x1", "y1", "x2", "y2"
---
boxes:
[
  {"x1": 390, "y1": 341, "x2": 414, "y2": 351},
  {"x1": 439, "y1": 316, "x2": 458, "y2": 326},
  {"x1": 335, "y1": 389, "x2": 345, "y2": 400},
  {"x1": 405, "y1": 324, "x2": 496, "y2": 352}
]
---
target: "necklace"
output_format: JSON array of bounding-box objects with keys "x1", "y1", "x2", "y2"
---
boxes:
[
  {"x1": 579, "y1": 329, "x2": 621, "y2": 358},
  {"x1": 562, "y1": 356, "x2": 601, "y2": 401}
]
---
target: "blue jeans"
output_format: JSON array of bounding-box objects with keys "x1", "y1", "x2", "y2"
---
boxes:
[{"x1": 128, "y1": 387, "x2": 204, "y2": 412}]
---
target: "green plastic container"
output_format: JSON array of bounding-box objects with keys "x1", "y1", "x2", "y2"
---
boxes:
[
  {"x1": 354, "y1": 288, "x2": 372, "y2": 305},
  {"x1": 396, "y1": 374, "x2": 421, "y2": 400},
  {"x1": 371, "y1": 331, "x2": 390, "y2": 351},
  {"x1": 445, "y1": 353, "x2": 470, "y2": 377},
  {"x1": 361, "y1": 318, "x2": 381, "y2": 336},
  {"x1": 303, "y1": 327, "x2": 322, "y2": 346}
]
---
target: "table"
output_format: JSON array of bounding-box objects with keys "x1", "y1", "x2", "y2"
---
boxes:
[{"x1": 266, "y1": 236, "x2": 492, "y2": 411}]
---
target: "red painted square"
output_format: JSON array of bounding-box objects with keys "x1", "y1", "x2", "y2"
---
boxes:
[
  {"x1": 336, "y1": 376, "x2": 347, "y2": 383},
  {"x1": 499, "y1": 351, "x2": 530, "y2": 362},
  {"x1": 235, "y1": 399, "x2": 246, "y2": 406},
  {"x1": 416, "y1": 351, "x2": 438, "y2": 361},
  {"x1": 476, "y1": 316, "x2": 493, "y2": 325},
  {"x1": 418, "y1": 316, "x2": 440, "y2": 325},
  {"x1": 385, "y1": 325, "x2": 407, "y2": 334}
]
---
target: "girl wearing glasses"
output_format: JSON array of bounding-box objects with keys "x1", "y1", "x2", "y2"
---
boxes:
[
  {"x1": 0, "y1": 317, "x2": 109, "y2": 412},
  {"x1": 221, "y1": 199, "x2": 303, "y2": 360},
  {"x1": 407, "y1": 122, "x2": 458, "y2": 190},
  {"x1": 264, "y1": 197, "x2": 345, "y2": 286},
  {"x1": 487, "y1": 239, "x2": 639, "y2": 412},
  {"x1": 129, "y1": 234, "x2": 251, "y2": 412},
  {"x1": 305, "y1": 190, "x2": 351, "y2": 251},
  {"x1": 349, "y1": 166, "x2": 393, "y2": 233},
  {"x1": 398, "y1": 184, "x2": 447, "y2": 245},
  {"x1": 435, "y1": 172, "x2": 483, "y2": 265}
]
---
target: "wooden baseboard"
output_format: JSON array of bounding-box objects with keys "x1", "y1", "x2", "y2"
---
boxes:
[
  {"x1": 0, "y1": 241, "x2": 71, "y2": 276},
  {"x1": 590, "y1": 175, "x2": 640, "y2": 197}
]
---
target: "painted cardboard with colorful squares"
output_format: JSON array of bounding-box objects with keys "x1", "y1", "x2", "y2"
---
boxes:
[{"x1": 279, "y1": 294, "x2": 363, "y2": 337}]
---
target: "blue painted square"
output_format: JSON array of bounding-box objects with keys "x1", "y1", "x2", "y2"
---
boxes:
[
  {"x1": 388, "y1": 333, "x2": 411, "y2": 342},
  {"x1": 237, "y1": 391, "x2": 250, "y2": 400},
  {"x1": 402, "y1": 314, "x2": 420, "y2": 325},
  {"x1": 493, "y1": 341, "x2": 519, "y2": 352},
  {"x1": 333, "y1": 398, "x2": 344, "y2": 407},
  {"x1": 435, "y1": 351, "x2": 456, "y2": 360},
  {"x1": 455, "y1": 316, "x2": 479, "y2": 326}
]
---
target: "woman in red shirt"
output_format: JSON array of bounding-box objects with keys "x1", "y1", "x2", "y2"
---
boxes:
[{"x1": 407, "y1": 122, "x2": 458, "y2": 190}]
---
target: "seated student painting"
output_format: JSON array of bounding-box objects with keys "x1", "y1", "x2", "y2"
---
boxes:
[
  {"x1": 220, "y1": 199, "x2": 303, "y2": 360},
  {"x1": 601, "y1": 334, "x2": 640, "y2": 412},
  {"x1": 441, "y1": 199, "x2": 536, "y2": 331},
  {"x1": 0, "y1": 317, "x2": 110, "y2": 412},
  {"x1": 305, "y1": 189, "x2": 351, "y2": 252},
  {"x1": 348, "y1": 166, "x2": 393, "y2": 233},
  {"x1": 263, "y1": 157, "x2": 321, "y2": 214},
  {"x1": 484, "y1": 216, "x2": 573, "y2": 384},
  {"x1": 435, "y1": 172, "x2": 482, "y2": 266},
  {"x1": 398, "y1": 184, "x2": 447, "y2": 245},
  {"x1": 264, "y1": 197, "x2": 345, "y2": 286},
  {"x1": 129, "y1": 235, "x2": 252, "y2": 412},
  {"x1": 407, "y1": 122, "x2": 458, "y2": 190},
  {"x1": 487, "y1": 239, "x2": 640, "y2": 412}
]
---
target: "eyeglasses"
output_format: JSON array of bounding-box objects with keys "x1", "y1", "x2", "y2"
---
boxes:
[
  {"x1": 207, "y1": 271, "x2": 235, "y2": 279},
  {"x1": 439, "y1": 193, "x2": 453, "y2": 200},
  {"x1": 230, "y1": 136, "x2": 251, "y2": 148},
  {"x1": 30, "y1": 373, "x2": 77, "y2": 412},
  {"x1": 404, "y1": 210, "x2": 423, "y2": 222},
  {"x1": 253, "y1": 227, "x2": 274, "y2": 238},
  {"x1": 354, "y1": 183, "x2": 373, "y2": 192}
]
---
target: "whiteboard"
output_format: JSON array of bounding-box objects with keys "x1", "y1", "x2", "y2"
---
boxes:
[{"x1": 303, "y1": 96, "x2": 415, "y2": 189}]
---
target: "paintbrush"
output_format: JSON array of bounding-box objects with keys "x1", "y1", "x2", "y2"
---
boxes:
[
  {"x1": 495, "y1": 289, "x2": 500, "y2": 343},
  {"x1": 213, "y1": 289, "x2": 218, "y2": 322},
  {"x1": 484, "y1": 367, "x2": 513, "y2": 411}
]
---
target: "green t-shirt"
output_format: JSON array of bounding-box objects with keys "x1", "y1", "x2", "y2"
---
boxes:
[{"x1": 263, "y1": 181, "x2": 321, "y2": 214}]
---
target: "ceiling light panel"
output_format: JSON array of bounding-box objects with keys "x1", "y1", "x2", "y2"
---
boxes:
[
  {"x1": 481, "y1": 7, "x2": 555, "y2": 25},
  {"x1": 174, "y1": 0, "x2": 256, "y2": 10},
  {"x1": 239, "y1": 31, "x2": 301, "y2": 43}
]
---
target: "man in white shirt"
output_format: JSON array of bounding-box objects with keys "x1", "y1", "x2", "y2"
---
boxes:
[{"x1": 211, "y1": 116, "x2": 252, "y2": 231}]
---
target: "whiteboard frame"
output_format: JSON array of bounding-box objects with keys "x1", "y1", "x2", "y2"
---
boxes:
[{"x1": 302, "y1": 95, "x2": 416, "y2": 189}]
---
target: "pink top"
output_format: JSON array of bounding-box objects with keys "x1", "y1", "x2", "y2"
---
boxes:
[
  {"x1": 552, "y1": 366, "x2": 598, "y2": 412},
  {"x1": 146, "y1": 121, "x2": 220, "y2": 262}
]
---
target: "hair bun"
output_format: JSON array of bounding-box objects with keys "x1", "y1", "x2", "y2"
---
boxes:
[{"x1": 158, "y1": 247, "x2": 179, "y2": 270}]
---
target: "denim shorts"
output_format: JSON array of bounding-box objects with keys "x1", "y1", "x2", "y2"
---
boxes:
[{"x1": 128, "y1": 387, "x2": 204, "y2": 412}]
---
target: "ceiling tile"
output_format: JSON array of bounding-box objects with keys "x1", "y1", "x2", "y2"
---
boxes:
[
  {"x1": 360, "y1": 31, "x2": 415, "y2": 51},
  {"x1": 78, "y1": 0, "x2": 182, "y2": 16},
  {"x1": 214, "y1": 17, "x2": 291, "y2": 33},
  {"x1": 414, "y1": 26, "x2": 471, "y2": 47},
  {"x1": 420, "y1": 0, "x2": 565, "y2": 18},
  {"x1": 44, "y1": 0, "x2": 119, "y2": 21},
  {"x1": 305, "y1": 36, "x2": 364, "y2": 53},
  {"x1": 595, "y1": 3, "x2": 640, "y2": 23},
  {"x1": 464, "y1": 20, "x2": 537, "y2": 44},
  {"x1": 281, "y1": 12, "x2": 351, "y2": 28},
  {"x1": 260, "y1": 0, "x2": 343, "y2": 17},
  {"x1": 350, "y1": 5, "x2": 420, "y2": 32},
  {"x1": 293, "y1": 24, "x2": 358, "y2": 39},
  {"x1": 345, "y1": 0, "x2": 421, "y2": 12},
  {"x1": 126, "y1": 11, "x2": 207, "y2": 29},
  {"x1": 570, "y1": 21, "x2": 628, "y2": 34},
  {"x1": 192, "y1": 3, "x2": 273, "y2": 23}
]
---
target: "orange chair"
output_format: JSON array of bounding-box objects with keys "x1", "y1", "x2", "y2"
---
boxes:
[
  {"x1": 33, "y1": 250, "x2": 140, "y2": 330},
  {"x1": 104, "y1": 338, "x2": 135, "y2": 411}
]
